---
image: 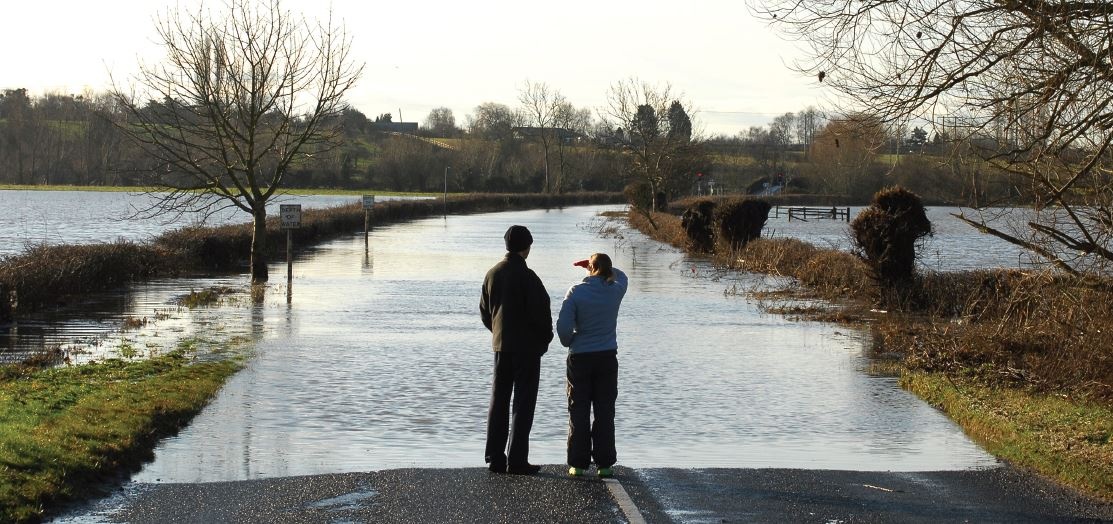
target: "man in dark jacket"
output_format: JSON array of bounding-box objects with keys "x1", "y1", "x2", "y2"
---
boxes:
[{"x1": 480, "y1": 225, "x2": 553, "y2": 475}]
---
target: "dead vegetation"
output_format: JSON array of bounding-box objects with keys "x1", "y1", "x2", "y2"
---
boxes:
[{"x1": 629, "y1": 207, "x2": 1112, "y2": 403}]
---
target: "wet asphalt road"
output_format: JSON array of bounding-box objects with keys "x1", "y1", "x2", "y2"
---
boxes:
[{"x1": 54, "y1": 465, "x2": 1113, "y2": 523}]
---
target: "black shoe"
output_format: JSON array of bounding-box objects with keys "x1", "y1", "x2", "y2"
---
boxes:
[
  {"x1": 488, "y1": 463, "x2": 506, "y2": 473},
  {"x1": 506, "y1": 464, "x2": 541, "y2": 475}
]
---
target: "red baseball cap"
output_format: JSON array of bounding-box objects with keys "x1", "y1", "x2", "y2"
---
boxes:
[{"x1": 573, "y1": 259, "x2": 590, "y2": 268}]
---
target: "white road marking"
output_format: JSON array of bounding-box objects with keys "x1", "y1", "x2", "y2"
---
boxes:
[{"x1": 604, "y1": 478, "x2": 647, "y2": 524}]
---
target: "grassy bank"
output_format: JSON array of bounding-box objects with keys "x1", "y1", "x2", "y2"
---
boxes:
[
  {"x1": 903, "y1": 373, "x2": 1112, "y2": 498},
  {"x1": 626, "y1": 208, "x2": 1112, "y2": 500},
  {"x1": 0, "y1": 343, "x2": 245, "y2": 523},
  {"x1": 0, "y1": 192, "x2": 623, "y2": 314}
]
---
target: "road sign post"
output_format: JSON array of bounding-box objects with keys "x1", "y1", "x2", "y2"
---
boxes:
[
  {"x1": 362, "y1": 195, "x2": 375, "y2": 242},
  {"x1": 280, "y1": 204, "x2": 302, "y2": 286}
]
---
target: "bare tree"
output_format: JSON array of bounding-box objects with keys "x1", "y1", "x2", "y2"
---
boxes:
[
  {"x1": 423, "y1": 106, "x2": 458, "y2": 137},
  {"x1": 602, "y1": 78, "x2": 704, "y2": 211},
  {"x1": 466, "y1": 102, "x2": 521, "y2": 141},
  {"x1": 111, "y1": 0, "x2": 362, "y2": 282},
  {"x1": 464, "y1": 102, "x2": 528, "y2": 189},
  {"x1": 809, "y1": 114, "x2": 888, "y2": 198},
  {"x1": 769, "y1": 112, "x2": 797, "y2": 169},
  {"x1": 750, "y1": 0, "x2": 1113, "y2": 277},
  {"x1": 369, "y1": 135, "x2": 439, "y2": 191},
  {"x1": 0, "y1": 89, "x2": 37, "y2": 184},
  {"x1": 551, "y1": 101, "x2": 593, "y2": 192},
  {"x1": 518, "y1": 80, "x2": 566, "y2": 193},
  {"x1": 795, "y1": 106, "x2": 826, "y2": 159}
]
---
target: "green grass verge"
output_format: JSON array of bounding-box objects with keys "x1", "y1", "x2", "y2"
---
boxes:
[
  {"x1": 0, "y1": 347, "x2": 244, "y2": 523},
  {"x1": 902, "y1": 372, "x2": 1113, "y2": 501}
]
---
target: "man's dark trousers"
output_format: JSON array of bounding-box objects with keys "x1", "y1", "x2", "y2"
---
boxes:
[
  {"x1": 566, "y1": 350, "x2": 618, "y2": 469},
  {"x1": 485, "y1": 350, "x2": 542, "y2": 469}
]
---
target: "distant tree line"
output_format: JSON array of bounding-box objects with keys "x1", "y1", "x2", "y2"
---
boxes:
[
  {"x1": 0, "y1": 81, "x2": 678, "y2": 197},
  {"x1": 0, "y1": 88, "x2": 136, "y2": 186},
  {"x1": 703, "y1": 108, "x2": 1021, "y2": 205},
  {"x1": 0, "y1": 87, "x2": 631, "y2": 194},
  {"x1": 3, "y1": 85, "x2": 1021, "y2": 205}
]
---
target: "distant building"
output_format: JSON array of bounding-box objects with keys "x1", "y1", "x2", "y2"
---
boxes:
[
  {"x1": 511, "y1": 126, "x2": 580, "y2": 143},
  {"x1": 369, "y1": 122, "x2": 419, "y2": 134}
]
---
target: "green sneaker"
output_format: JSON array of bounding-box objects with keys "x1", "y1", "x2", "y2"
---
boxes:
[
  {"x1": 568, "y1": 466, "x2": 587, "y2": 477},
  {"x1": 597, "y1": 467, "x2": 614, "y2": 478}
]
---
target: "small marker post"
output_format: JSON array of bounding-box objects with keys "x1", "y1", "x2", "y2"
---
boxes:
[
  {"x1": 280, "y1": 204, "x2": 302, "y2": 292},
  {"x1": 362, "y1": 195, "x2": 375, "y2": 243}
]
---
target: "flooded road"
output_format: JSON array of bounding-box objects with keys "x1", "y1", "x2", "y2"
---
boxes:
[{"x1": 109, "y1": 205, "x2": 996, "y2": 483}]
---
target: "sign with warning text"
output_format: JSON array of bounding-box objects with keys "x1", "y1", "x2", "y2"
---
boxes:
[{"x1": 280, "y1": 204, "x2": 302, "y2": 229}]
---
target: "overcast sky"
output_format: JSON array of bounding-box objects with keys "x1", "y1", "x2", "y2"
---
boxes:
[{"x1": 2, "y1": 0, "x2": 830, "y2": 136}]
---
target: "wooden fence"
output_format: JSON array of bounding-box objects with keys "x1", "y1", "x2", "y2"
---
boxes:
[{"x1": 773, "y1": 206, "x2": 851, "y2": 222}]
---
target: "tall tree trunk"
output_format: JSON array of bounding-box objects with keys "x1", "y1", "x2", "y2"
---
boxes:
[
  {"x1": 555, "y1": 139, "x2": 566, "y2": 194},
  {"x1": 250, "y1": 205, "x2": 269, "y2": 283},
  {"x1": 542, "y1": 149, "x2": 550, "y2": 193},
  {"x1": 17, "y1": 139, "x2": 26, "y2": 185}
]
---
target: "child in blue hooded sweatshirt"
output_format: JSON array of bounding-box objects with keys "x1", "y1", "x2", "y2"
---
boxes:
[{"x1": 557, "y1": 253, "x2": 628, "y2": 478}]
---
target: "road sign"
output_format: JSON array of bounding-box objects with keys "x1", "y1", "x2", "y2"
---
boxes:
[
  {"x1": 280, "y1": 204, "x2": 302, "y2": 229},
  {"x1": 362, "y1": 195, "x2": 375, "y2": 210}
]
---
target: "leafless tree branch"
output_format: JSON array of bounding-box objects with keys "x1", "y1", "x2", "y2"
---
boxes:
[{"x1": 110, "y1": 0, "x2": 363, "y2": 282}]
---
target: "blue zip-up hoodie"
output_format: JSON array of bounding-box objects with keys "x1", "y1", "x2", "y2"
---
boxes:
[{"x1": 556, "y1": 268, "x2": 628, "y2": 353}]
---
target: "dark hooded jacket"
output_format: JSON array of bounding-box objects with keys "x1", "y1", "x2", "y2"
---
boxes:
[{"x1": 480, "y1": 253, "x2": 553, "y2": 354}]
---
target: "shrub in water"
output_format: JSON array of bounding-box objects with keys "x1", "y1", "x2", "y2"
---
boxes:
[
  {"x1": 681, "y1": 199, "x2": 717, "y2": 253},
  {"x1": 714, "y1": 198, "x2": 773, "y2": 250},
  {"x1": 850, "y1": 186, "x2": 932, "y2": 292}
]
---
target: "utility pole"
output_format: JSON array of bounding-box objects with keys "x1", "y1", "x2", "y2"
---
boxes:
[{"x1": 444, "y1": 166, "x2": 450, "y2": 218}]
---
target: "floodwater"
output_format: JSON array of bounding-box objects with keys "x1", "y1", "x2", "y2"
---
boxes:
[
  {"x1": 765, "y1": 205, "x2": 1034, "y2": 272},
  {"x1": 46, "y1": 204, "x2": 995, "y2": 488},
  {"x1": 0, "y1": 189, "x2": 422, "y2": 255},
  {"x1": 0, "y1": 275, "x2": 258, "y2": 365},
  {"x1": 2, "y1": 191, "x2": 1032, "y2": 364},
  {"x1": 0, "y1": 189, "x2": 425, "y2": 363},
  {"x1": 2, "y1": 190, "x2": 1031, "y2": 272}
]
